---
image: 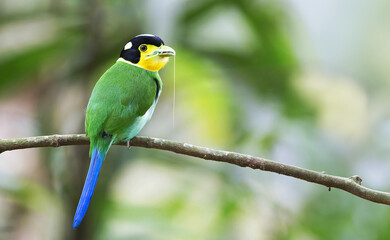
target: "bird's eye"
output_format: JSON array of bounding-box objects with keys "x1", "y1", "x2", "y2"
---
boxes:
[{"x1": 140, "y1": 45, "x2": 147, "y2": 52}]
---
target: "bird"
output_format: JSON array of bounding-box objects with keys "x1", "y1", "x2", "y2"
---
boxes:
[{"x1": 72, "y1": 34, "x2": 175, "y2": 229}]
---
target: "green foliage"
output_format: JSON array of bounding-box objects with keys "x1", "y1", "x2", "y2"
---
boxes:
[
  {"x1": 1, "y1": 0, "x2": 389, "y2": 239},
  {"x1": 275, "y1": 189, "x2": 390, "y2": 240},
  {"x1": 178, "y1": 0, "x2": 314, "y2": 118}
]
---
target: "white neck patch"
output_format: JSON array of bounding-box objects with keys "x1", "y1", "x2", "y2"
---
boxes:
[
  {"x1": 116, "y1": 58, "x2": 143, "y2": 69},
  {"x1": 124, "y1": 42, "x2": 133, "y2": 50}
]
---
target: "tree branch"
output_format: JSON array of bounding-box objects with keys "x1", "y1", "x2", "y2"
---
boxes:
[{"x1": 1, "y1": 134, "x2": 389, "y2": 205}]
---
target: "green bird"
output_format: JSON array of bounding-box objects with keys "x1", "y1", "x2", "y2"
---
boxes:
[{"x1": 73, "y1": 34, "x2": 175, "y2": 229}]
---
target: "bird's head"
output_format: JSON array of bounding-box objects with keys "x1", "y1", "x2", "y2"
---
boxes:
[{"x1": 119, "y1": 34, "x2": 175, "y2": 72}]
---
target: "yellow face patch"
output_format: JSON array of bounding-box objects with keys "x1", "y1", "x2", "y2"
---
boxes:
[{"x1": 136, "y1": 44, "x2": 170, "y2": 72}]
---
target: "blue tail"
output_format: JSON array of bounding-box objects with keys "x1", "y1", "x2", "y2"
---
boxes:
[{"x1": 73, "y1": 147, "x2": 105, "y2": 229}]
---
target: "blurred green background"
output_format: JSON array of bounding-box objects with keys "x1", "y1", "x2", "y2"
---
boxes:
[{"x1": 1, "y1": 0, "x2": 390, "y2": 239}]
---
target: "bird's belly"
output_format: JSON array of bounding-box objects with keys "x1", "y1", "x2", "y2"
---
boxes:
[{"x1": 121, "y1": 102, "x2": 157, "y2": 141}]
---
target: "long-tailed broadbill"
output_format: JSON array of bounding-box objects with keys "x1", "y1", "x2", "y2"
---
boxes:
[{"x1": 73, "y1": 34, "x2": 175, "y2": 228}]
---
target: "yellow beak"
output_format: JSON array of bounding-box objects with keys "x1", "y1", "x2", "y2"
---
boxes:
[{"x1": 155, "y1": 45, "x2": 176, "y2": 57}]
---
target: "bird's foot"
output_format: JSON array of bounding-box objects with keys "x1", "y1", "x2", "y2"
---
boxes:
[{"x1": 127, "y1": 140, "x2": 131, "y2": 150}]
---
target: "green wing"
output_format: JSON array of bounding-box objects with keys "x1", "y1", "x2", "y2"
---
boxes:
[{"x1": 85, "y1": 61, "x2": 159, "y2": 145}]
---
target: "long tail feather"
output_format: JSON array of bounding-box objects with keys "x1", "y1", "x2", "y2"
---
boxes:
[{"x1": 73, "y1": 147, "x2": 105, "y2": 229}]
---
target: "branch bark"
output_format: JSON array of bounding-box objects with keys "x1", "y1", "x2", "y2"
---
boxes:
[{"x1": 1, "y1": 134, "x2": 389, "y2": 205}]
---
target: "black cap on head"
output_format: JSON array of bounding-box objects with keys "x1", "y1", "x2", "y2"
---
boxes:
[{"x1": 120, "y1": 34, "x2": 164, "y2": 64}]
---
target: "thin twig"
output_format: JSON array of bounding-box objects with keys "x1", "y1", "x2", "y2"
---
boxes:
[{"x1": 1, "y1": 134, "x2": 389, "y2": 205}]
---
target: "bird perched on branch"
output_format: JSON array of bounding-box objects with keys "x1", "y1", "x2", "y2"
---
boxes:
[{"x1": 73, "y1": 34, "x2": 175, "y2": 229}]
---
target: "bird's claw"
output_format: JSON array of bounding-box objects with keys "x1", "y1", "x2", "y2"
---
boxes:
[{"x1": 127, "y1": 140, "x2": 131, "y2": 150}]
